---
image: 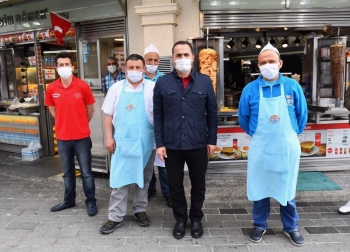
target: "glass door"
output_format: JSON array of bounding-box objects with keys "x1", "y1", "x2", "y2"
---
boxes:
[{"x1": 79, "y1": 39, "x2": 101, "y2": 90}]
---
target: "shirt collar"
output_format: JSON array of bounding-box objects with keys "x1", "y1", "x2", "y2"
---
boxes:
[
  {"x1": 172, "y1": 68, "x2": 196, "y2": 79},
  {"x1": 126, "y1": 79, "x2": 144, "y2": 89}
]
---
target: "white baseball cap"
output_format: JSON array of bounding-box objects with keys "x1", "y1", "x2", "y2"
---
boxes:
[
  {"x1": 144, "y1": 44, "x2": 159, "y2": 55},
  {"x1": 259, "y1": 42, "x2": 279, "y2": 55}
]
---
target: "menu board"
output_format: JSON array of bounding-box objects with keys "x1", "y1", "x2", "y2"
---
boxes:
[{"x1": 210, "y1": 123, "x2": 350, "y2": 162}]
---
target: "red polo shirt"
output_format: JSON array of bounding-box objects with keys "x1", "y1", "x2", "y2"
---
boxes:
[{"x1": 45, "y1": 76, "x2": 95, "y2": 140}]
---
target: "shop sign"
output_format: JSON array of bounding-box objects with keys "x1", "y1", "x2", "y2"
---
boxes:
[
  {"x1": 0, "y1": 8, "x2": 69, "y2": 28},
  {"x1": 44, "y1": 69, "x2": 56, "y2": 80}
]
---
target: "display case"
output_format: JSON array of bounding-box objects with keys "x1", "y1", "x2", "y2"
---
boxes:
[
  {"x1": 0, "y1": 49, "x2": 16, "y2": 100},
  {"x1": 0, "y1": 113, "x2": 43, "y2": 155}
]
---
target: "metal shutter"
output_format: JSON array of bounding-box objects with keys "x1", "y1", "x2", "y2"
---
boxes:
[
  {"x1": 203, "y1": 8, "x2": 350, "y2": 29},
  {"x1": 76, "y1": 17, "x2": 125, "y2": 39}
]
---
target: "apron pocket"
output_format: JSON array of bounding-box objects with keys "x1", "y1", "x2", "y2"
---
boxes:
[
  {"x1": 261, "y1": 147, "x2": 289, "y2": 173},
  {"x1": 118, "y1": 137, "x2": 143, "y2": 158}
]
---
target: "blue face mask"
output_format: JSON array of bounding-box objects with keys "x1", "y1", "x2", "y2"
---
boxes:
[{"x1": 145, "y1": 64, "x2": 158, "y2": 74}]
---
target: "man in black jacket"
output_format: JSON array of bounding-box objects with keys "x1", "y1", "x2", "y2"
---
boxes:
[{"x1": 153, "y1": 40, "x2": 218, "y2": 239}]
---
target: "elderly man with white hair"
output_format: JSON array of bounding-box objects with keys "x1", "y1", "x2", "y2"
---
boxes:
[
  {"x1": 143, "y1": 44, "x2": 172, "y2": 208},
  {"x1": 238, "y1": 42, "x2": 308, "y2": 246}
]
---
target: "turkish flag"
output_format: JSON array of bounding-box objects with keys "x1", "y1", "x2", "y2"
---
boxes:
[{"x1": 50, "y1": 11, "x2": 72, "y2": 45}]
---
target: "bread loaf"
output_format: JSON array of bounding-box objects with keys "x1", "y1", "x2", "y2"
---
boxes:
[{"x1": 198, "y1": 48, "x2": 218, "y2": 93}]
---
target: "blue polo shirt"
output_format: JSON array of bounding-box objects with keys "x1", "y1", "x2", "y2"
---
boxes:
[{"x1": 144, "y1": 69, "x2": 164, "y2": 82}]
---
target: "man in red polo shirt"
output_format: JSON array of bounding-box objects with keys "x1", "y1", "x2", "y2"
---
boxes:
[{"x1": 45, "y1": 52, "x2": 97, "y2": 216}]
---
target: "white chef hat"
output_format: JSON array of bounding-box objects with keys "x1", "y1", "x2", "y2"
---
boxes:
[
  {"x1": 259, "y1": 42, "x2": 280, "y2": 55},
  {"x1": 144, "y1": 43, "x2": 159, "y2": 55}
]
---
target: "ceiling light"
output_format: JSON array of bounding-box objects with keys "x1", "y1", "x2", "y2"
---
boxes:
[
  {"x1": 282, "y1": 38, "x2": 289, "y2": 48},
  {"x1": 255, "y1": 28, "x2": 260, "y2": 32},
  {"x1": 0, "y1": 0, "x2": 9, "y2": 2},
  {"x1": 255, "y1": 37, "x2": 262, "y2": 49},
  {"x1": 114, "y1": 38, "x2": 124, "y2": 41},
  {"x1": 210, "y1": 1, "x2": 220, "y2": 5},
  {"x1": 294, "y1": 36, "x2": 301, "y2": 47},
  {"x1": 229, "y1": 1, "x2": 240, "y2": 4},
  {"x1": 241, "y1": 38, "x2": 249, "y2": 49},
  {"x1": 227, "y1": 38, "x2": 235, "y2": 49},
  {"x1": 284, "y1": 27, "x2": 288, "y2": 30},
  {"x1": 270, "y1": 37, "x2": 276, "y2": 46}
]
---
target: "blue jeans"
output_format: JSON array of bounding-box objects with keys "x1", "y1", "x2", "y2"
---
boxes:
[
  {"x1": 252, "y1": 198, "x2": 299, "y2": 233},
  {"x1": 149, "y1": 166, "x2": 170, "y2": 197},
  {"x1": 57, "y1": 137, "x2": 96, "y2": 204}
]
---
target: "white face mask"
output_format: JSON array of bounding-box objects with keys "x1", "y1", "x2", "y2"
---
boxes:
[
  {"x1": 57, "y1": 67, "x2": 73, "y2": 80},
  {"x1": 145, "y1": 64, "x2": 158, "y2": 74},
  {"x1": 127, "y1": 70, "x2": 143, "y2": 83},
  {"x1": 259, "y1": 63, "x2": 280, "y2": 80},
  {"x1": 107, "y1": 65, "x2": 117, "y2": 73},
  {"x1": 175, "y1": 58, "x2": 192, "y2": 73}
]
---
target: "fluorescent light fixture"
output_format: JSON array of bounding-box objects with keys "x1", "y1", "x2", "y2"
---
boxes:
[
  {"x1": 114, "y1": 38, "x2": 124, "y2": 41},
  {"x1": 224, "y1": 58, "x2": 230, "y2": 61},
  {"x1": 22, "y1": 23, "x2": 30, "y2": 28},
  {"x1": 210, "y1": 1, "x2": 220, "y2": 5},
  {"x1": 229, "y1": 1, "x2": 240, "y2": 4},
  {"x1": 43, "y1": 50, "x2": 77, "y2": 54}
]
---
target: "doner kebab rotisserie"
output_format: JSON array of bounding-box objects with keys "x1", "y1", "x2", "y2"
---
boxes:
[{"x1": 198, "y1": 48, "x2": 218, "y2": 93}]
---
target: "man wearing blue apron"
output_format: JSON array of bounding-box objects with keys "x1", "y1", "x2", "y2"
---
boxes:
[
  {"x1": 100, "y1": 54, "x2": 156, "y2": 234},
  {"x1": 101, "y1": 56, "x2": 125, "y2": 95},
  {"x1": 238, "y1": 42, "x2": 308, "y2": 246}
]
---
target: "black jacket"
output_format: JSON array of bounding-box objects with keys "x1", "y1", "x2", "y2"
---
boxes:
[{"x1": 153, "y1": 69, "x2": 218, "y2": 150}]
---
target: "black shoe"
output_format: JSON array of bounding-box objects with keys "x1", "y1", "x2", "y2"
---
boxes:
[
  {"x1": 284, "y1": 230, "x2": 304, "y2": 246},
  {"x1": 134, "y1": 212, "x2": 150, "y2": 226},
  {"x1": 165, "y1": 196, "x2": 173, "y2": 208},
  {"x1": 51, "y1": 201, "x2": 76, "y2": 212},
  {"x1": 249, "y1": 227, "x2": 266, "y2": 243},
  {"x1": 148, "y1": 188, "x2": 157, "y2": 199},
  {"x1": 86, "y1": 201, "x2": 97, "y2": 216},
  {"x1": 173, "y1": 221, "x2": 186, "y2": 239},
  {"x1": 100, "y1": 219, "x2": 124, "y2": 234},
  {"x1": 191, "y1": 221, "x2": 203, "y2": 239}
]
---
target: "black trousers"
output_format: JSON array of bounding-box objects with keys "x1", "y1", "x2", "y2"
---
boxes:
[{"x1": 165, "y1": 148, "x2": 208, "y2": 222}]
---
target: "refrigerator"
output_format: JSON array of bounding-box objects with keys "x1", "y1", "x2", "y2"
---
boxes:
[{"x1": 0, "y1": 49, "x2": 16, "y2": 101}]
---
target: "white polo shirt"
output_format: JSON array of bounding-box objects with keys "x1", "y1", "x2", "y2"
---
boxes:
[{"x1": 101, "y1": 78, "x2": 155, "y2": 127}]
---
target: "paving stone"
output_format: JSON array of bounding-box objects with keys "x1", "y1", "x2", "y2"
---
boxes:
[
  {"x1": 177, "y1": 245, "x2": 213, "y2": 252},
  {"x1": 18, "y1": 237, "x2": 57, "y2": 247},
  {"x1": 309, "y1": 219, "x2": 346, "y2": 226},
  {"x1": 283, "y1": 243, "x2": 323, "y2": 251},
  {"x1": 194, "y1": 236, "x2": 229, "y2": 246},
  {"x1": 209, "y1": 228, "x2": 243, "y2": 236},
  {"x1": 5, "y1": 221, "x2": 39, "y2": 230},
  {"x1": 301, "y1": 206, "x2": 333, "y2": 213},
  {"x1": 213, "y1": 245, "x2": 250, "y2": 252},
  {"x1": 160, "y1": 236, "x2": 194, "y2": 245},
  {"x1": 67, "y1": 247, "x2": 109, "y2": 252},
  {"x1": 304, "y1": 226, "x2": 340, "y2": 234},
  {"x1": 219, "y1": 209, "x2": 248, "y2": 214},
  {"x1": 105, "y1": 246, "x2": 177, "y2": 252},
  {"x1": 125, "y1": 237, "x2": 160, "y2": 246},
  {"x1": 318, "y1": 242, "x2": 350, "y2": 252},
  {"x1": 334, "y1": 225, "x2": 350, "y2": 233},
  {"x1": 248, "y1": 244, "x2": 288, "y2": 252},
  {"x1": 296, "y1": 202, "x2": 312, "y2": 207},
  {"x1": 207, "y1": 214, "x2": 236, "y2": 221},
  {"x1": 90, "y1": 237, "x2": 125, "y2": 246},
  {"x1": 308, "y1": 201, "x2": 337, "y2": 207}
]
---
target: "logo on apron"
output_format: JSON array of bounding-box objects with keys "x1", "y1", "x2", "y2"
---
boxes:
[
  {"x1": 285, "y1": 95, "x2": 293, "y2": 106},
  {"x1": 125, "y1": 104, "x2": 136, "y2": 112},
  {"x1": 269, "y1": 114, "x2": 280, "y2": 124}
]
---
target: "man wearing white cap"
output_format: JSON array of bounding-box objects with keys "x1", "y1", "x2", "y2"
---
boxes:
[
  {"x1": 238, "y1": 42, "x2": 308, "y2": 246},
  {"x1": 143, "y1": 44, "x2": 172, "y2": 208}
]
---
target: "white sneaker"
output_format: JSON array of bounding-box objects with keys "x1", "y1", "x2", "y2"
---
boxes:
[{"x1": 338, "y1": 201, "x2": 350, "y2": 214}]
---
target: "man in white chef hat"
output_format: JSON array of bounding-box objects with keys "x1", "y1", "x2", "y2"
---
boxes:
[
  {"x1": 238, "y1": 42, "x2": 308, "y2": 246},
  {"x1": 143, "y1": 44, "x2": 172, "y2": 208}
]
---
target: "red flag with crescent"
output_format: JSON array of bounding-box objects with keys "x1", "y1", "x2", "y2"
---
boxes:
[{"x1": 50, "y1": 11, "x2": 72, "y2": 45}]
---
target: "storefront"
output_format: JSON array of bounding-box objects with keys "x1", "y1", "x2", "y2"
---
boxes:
[
  {"x1": 195, "y1": 0, "x2": 350, "y2": 172},
  {"x1": 0, "y1": 0, "x2": 126, "y2": 173}
]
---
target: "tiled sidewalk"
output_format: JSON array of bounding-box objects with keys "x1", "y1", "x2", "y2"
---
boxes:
[{"x1": 1, "y1": 152, "x2": 350, "y2": 251}]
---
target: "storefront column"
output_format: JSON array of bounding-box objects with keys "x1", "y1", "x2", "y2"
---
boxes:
[{"x1": 135, "y1": 1, "x2": 180, "y2": 56}]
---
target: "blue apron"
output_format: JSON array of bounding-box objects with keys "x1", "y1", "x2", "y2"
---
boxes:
[
  {"x1": 109, "y1": 80, "x2": 155, "y2": 188},
  {"x1": 247, "y1": 83, "x2": 301, "y2": 206}
]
